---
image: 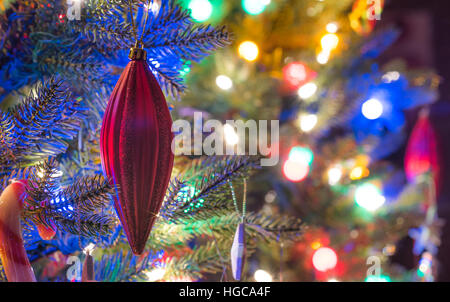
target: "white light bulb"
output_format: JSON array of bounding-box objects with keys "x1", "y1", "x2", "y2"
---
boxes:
[
  {"x1": 145, "y1": 1, "x2": 160, "y2": 15},
  {"x1": 327, "y1": 166, "x2": 342, "y2": 186},
  {"x1": 298, "y1": 82, "x2": 318, "y2": 99},
  {"x1": 354, "y1": 183, "x2": 385, "y2": 212},
  {"x1": 312, "y1": 247, "x2": 338, "y2": 272},
  {"x1": 317, "y1": 50, "x2": 330, "y2": 65},
  {"x1": 216, "y1": 75, "x2": 233, "y2": 90},
  {"x1": 145, "y1": 267, "x2": 166, "y2": 282},
  {"x1": 321, "y1": 33, "x2": 339, "y2": 51},
  {"x1": 83, "y1": 243, "x2": 95, "y2": 254},
  {"x1": 382, "y1": 71, "x2": 400, "y2": 83},
  {"x1": 362, "y1": 98, "x2": 383, "y2": 120},
  {"x1": 37, "y1": 168, "x2": 63, "y2": 178},
  {"x1": 224, "y1": 124, "x2": 239, "y2": 146},
  {"x1": 299, "y1": 114, "x2": 318, "y2": 132},
  {"x1": 254, "y1": 269, "x2": 273, "y2": 282},
  {"x1": 326, "y1": 22, "x2": 338, "y2": 33}
]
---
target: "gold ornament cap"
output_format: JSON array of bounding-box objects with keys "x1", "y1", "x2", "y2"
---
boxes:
[{"x1": 128, "y1": 46, "x2": 147, "y2": 61}]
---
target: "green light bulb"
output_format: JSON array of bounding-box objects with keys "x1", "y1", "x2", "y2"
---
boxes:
[
  {"x1": 242, "y1": 0, "x2": 269, "y2": 15},
  {"x1": 189, "y1": 0, "x2": 213, "y2": 22}
]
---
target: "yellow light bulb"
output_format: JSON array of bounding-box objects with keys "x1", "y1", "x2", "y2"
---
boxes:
[
  {"x1": 326, "y1": 22, "x2": 338, "y2": 33},
  {"x1": 311, "y1": 241, "x2": 321, "y2": 250},
  {"x1": 321, "y1": 33, "x2": 339, "y2": 51},
  {"x1": 238, "y1": 41, "x2": 259, "y2": 62},
  {"x1": 350, "y1": 166, "x2": 369, "y2": 180}
]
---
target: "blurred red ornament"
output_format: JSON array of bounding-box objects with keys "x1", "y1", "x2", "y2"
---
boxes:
[
  {"x1": 349, "y1": 0, "x2": 384, "y2": 36},
  {"x1": 100, "y1": 48, "x2": 174, "y2": 255},
  {"x1": 282, "y1": 62, "x2": 316, "y2": 91},
  {"x1": 36, "y1": 223, "x2": 56, "y2": 240},
  {"x1": 81, "y1": 251, "x2": 96, "y2": 282},
  {"x1": 0, "y1": 180, "x2": 36, "y2": 282},
  {"x1": 41, "y1": 251, "x2": 67, "y2": 279},
  {"x1": 405, "y1": 109, "x2": 440, "y2": 192}
]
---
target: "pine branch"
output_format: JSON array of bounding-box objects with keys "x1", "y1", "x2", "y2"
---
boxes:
[
  {"x1": 0, "y1": 78, "x2": 86, "y2": 175},
  {"x1": 145, "y1": 24, "x2": 232, "y2": 63},
  {"x1": 161, "y1": 155, "x2": 260, "y2": 223},
  {"x1": 22, "y1": 159, "x2": 115, "y2": 238}
]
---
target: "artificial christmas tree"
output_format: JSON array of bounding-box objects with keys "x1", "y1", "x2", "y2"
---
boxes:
[{"x1": 0, "y1": 0, "x2": 303, "y2": 282}]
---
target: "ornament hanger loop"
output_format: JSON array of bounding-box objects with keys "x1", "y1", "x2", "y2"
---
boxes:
[
  {"x1": 127, "y1": 0, "x2": 153, "y2": 60},
  {"x1": 228, "y1": 178, "x2": 247, "y2": 222}
]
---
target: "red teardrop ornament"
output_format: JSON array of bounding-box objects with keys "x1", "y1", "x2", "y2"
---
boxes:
[
  {"x1": 405, "y1": 109, "x2": 440, "y2": 193},
  {"x1": 100, "y1": 48, "x2": 174, "y2": 255}
]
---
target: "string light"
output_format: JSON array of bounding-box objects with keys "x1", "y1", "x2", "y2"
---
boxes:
[
  {"x1": 283, "y1": 62, "x2": 308, "y2": 87},
  {"x1": 83, "y1": 243, "x2": 95, "y2": 254},
  {"x1": 242, "y1": 0, "x2": 270, "y2": 15},
  {"x1": 298, "y1": 82, "x2": 317, "y2": 99},
  {"x1": 312, "y1": 247, "x2": 338, "y2": 272},
  {"x1": 316, "y1": 50, "x2": 330, "y2": 65},
  {"x1": 299, "y1": 113, "x2": 318, "y2": 132},
  {"x1": 417, "y1": 252, "x2": 433, "y2": 280},
  {"x1": 311, "y1": 241, "x2": 321, "y2": 250},
  {"x1": 144, "y1": 1, "x2": 161, "y2": 15},
  {"x1": 145, "y1": 267, "x2": 166, "y2": 281},
  {"x1": 254, "y1": 269, "x2": 273, "y2": 282},
  {"x1": 283, "y1": 160, "x2": 309, "y2": 182},
  {"x1": 362, "y1": 98, "x2": 383, "y2": 120},
  {"x1": 354, "y1": 183, "x2": 385, "y2": 212},
  {"x1": 37, "y1": 168, "x2": 63, "y2": 178},
  {"x1": 365, "y1": 275, "x2": 391, "y2": 282},
  {"x1": 320, "y1": 33, "x2": 339, "y2": 51},
  {"x1": 327, "y1": 166, "x2": 343, "y2": 185},
  {"x1": 326, "y1": 22, "x2": 338, "y2": 33},
  {"x1": 188, "y1": 0, "x2": 213, "y2": 22},
  {"x1": 224, "y1": 124, "x2": 239, "y2": 146},
  {"x1": 382, "y1": 71, "x2": 400, "y2": 83},
  {"x1": 216, "y1": 75, "x2": 233, "y2": 90},
  {"x1": 289, "y1": 146, "x2": 314, "y2": 166},
  {"x1": 349, "y1": 166, "x2": 369, "y2": 180},
  {"x1": 284, "y1": 146, "x2": 313, "y2": 182},
  {"x1": 238, "y1": 41, "x2": 259, "y2": 62}
]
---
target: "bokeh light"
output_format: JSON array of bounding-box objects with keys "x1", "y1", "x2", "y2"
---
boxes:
[
  {"x1": 354, "y1": 183, "x2": 385, "y2": 212},
  {"x1": 299, "y1": 114, "x2": 318, "y2": 132},
  {"x1": 283, "y1": 159, "x2": 310, "y2": 182},
  {"x1": 312, "y1": 247, "x2": 338, "y2": 272},
  {"x1": 216, "y1": 75, "x2": 233, "y2": 90},
  {"x1": 320, "y1": 33, "x2": 339, "y2": 51},
  {"x1": 254, "y1": 269, "x2": 273, "y2": 282},
  {"x1": 289, "y1": 146, "x2": 314, "y2": 165},
  {"x1": 298, "y1": 82, "x2": 318, "y2": 99},
  {"x1": 188, "y1": 0, "x2": 213, "y2": 22},
  {"x1": 362, "y1": 98, "x2": 383, "y2": 120},
  {"x1": 242, "y1": 0, "x2": 270, "y2": 15},
  {"x1": 238, "y1": 41, "x2": 259, "y2": 61}
]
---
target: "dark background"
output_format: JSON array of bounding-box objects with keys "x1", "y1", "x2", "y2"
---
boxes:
[{"x1": 381, "y1": 0, "x2": 450, "y2": 281}]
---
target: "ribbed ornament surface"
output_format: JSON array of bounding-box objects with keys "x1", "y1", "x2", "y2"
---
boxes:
[{"x1": 100, "y1": 58, "x2": 174, "y2": 255}]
